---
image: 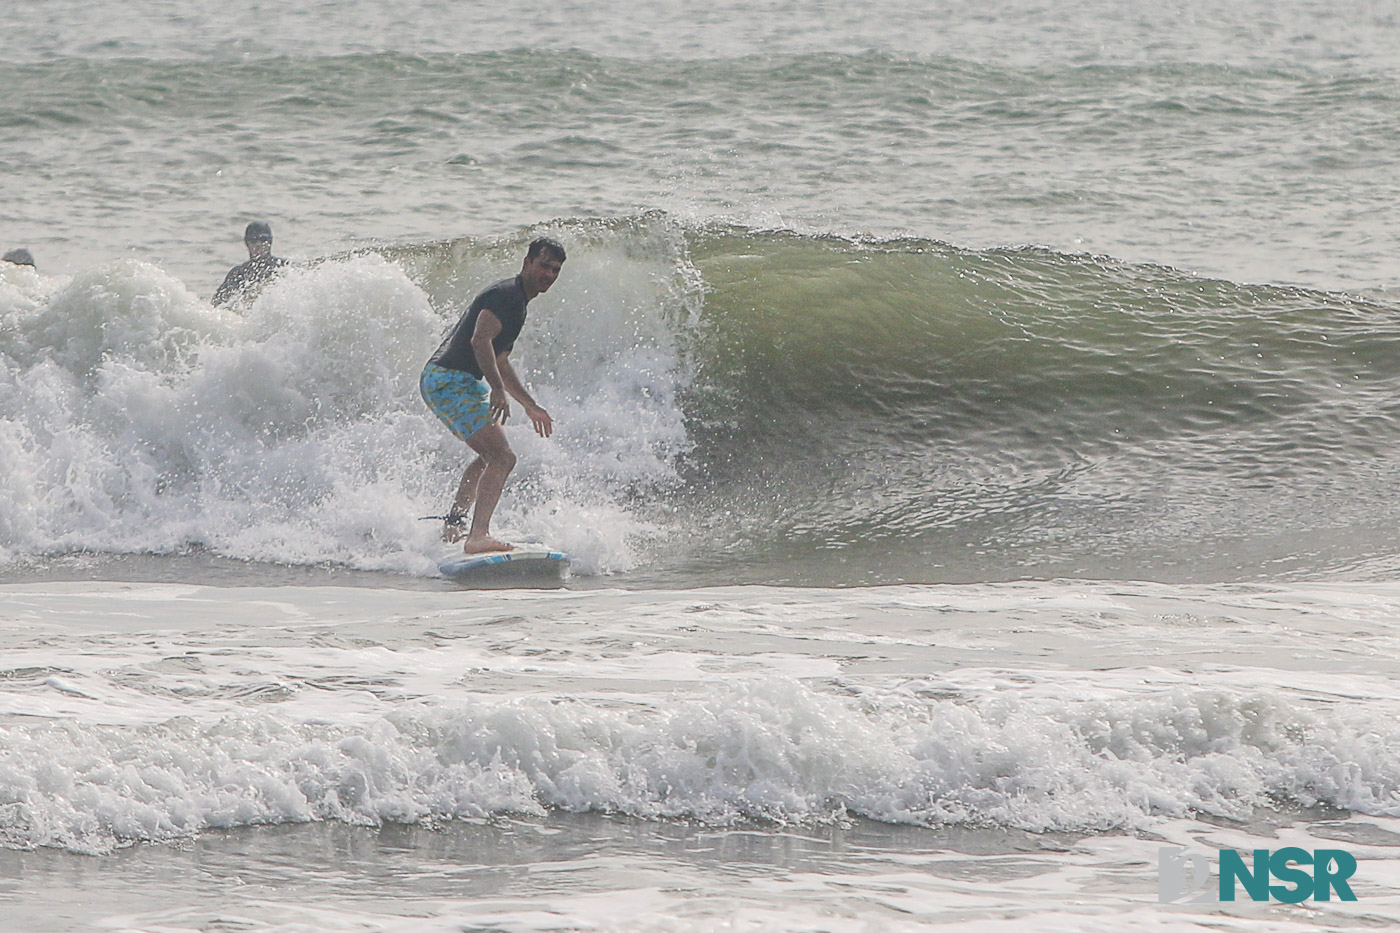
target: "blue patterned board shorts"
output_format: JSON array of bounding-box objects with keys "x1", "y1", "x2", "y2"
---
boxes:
[{"x1": 420, "y1": 363, "x2": 492, "y2": 442}]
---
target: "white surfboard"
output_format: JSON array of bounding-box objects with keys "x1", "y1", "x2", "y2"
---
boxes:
[{"x1": 438, "y1": 546, "x2": 570, "y2": 585}]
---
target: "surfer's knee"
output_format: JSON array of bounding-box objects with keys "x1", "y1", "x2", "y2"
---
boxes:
[{"x1": 476, "y1": 441, "x2": 515, "y2": 471}]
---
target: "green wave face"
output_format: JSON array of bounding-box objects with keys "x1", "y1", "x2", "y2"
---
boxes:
[{"x1": 640, "y1": 227, "x2": 1400, "y2": 584}]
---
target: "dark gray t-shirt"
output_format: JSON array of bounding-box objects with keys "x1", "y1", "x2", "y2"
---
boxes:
[
  {"x1": 212, "y1": 255, "x2": 288, "y2": 306},
  {"x1": 428, "y1": 275, "x2": 529, "y2": 377}
]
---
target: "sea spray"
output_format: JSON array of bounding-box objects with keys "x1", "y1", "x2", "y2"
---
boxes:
[{"x1": 0, "y1": 225, "x2": 700, "y2": 575}]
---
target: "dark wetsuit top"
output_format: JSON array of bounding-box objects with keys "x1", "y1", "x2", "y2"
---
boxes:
[
  {"x1": 428, "y1": 275, "x2": 530, "y2": 378},
  {"x1": 212, "y1": 255, "x2": 288, "y2": 307}
]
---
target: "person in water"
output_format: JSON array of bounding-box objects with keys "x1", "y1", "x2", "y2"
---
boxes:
[
  {"x1": 3, "y1": 248, "x2": 35, "y2": 267},
  {"x1": 420, "y1": 237, "x2": 565, "y2": 554},
  {"x1": 212, "y1": 221, "x2": 288, "y2": 306}
]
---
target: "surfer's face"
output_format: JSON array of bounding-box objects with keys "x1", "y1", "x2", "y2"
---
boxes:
[{"x1": 523, "y1": 252, "x2": 564, "y2": 294}]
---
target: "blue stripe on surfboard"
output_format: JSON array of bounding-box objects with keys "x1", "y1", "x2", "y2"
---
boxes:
[{"x1": 438, "y1": 549, "x2": 569, "y2": 575}]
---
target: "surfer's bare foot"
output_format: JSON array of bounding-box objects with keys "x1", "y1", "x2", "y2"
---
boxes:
[{"x1": 462, "y1": 534, "x2": 512, "y2": 554}]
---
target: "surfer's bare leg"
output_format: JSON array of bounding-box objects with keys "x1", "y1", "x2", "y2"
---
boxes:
[
  {"x1": 461, "y1": 424, "x2": 516, "y2": 553},
  {"x1": 443, "y1": 456, "x2": 487, "y2": 542}
]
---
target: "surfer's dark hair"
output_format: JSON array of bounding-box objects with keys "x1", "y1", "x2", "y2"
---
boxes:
[{"x1": 526, "y1": 237, "x2": 566, "y2": 263}]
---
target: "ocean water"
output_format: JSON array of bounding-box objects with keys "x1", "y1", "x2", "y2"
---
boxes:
[{"x1": 4, "y1": 1, "x2": 1400, "y2": 930}]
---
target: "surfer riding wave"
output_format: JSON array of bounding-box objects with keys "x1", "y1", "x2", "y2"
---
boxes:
[{"x1": 421, "y1": 237, "x2": 565, "y2": 554}]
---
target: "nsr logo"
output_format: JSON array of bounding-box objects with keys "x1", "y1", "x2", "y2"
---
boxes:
[{"x1": 1159, "y1": 847, "x2": 1358, "y2": 904}]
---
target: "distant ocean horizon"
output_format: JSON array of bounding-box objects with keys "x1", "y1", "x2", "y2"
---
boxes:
[{"x1": 4, "y1": 2, "x2": 1400, "y2": 931}]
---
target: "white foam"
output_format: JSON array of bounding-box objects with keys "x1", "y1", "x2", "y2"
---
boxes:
[
  {"x1": 4, "y1": 671, "x2": 1399, "y2": 855},
  {"x1": 7, "y1": 579, "x2": 1400, "y2": 859},
  {"x1": 0, "y1": 234, "x2": 698, "y2": 575}
]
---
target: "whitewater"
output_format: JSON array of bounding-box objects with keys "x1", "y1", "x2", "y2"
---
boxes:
[{"x1": 5, "y1": 1, "x2": 1400, "y2": 931}]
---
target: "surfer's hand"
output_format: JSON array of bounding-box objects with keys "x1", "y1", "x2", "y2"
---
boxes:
[
  {"x1": 527, "y1": 405, "x2": 553, "y2": 438},
  {"x1": 489, "y1": 390, "x2": 510, "y2": 424}
]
